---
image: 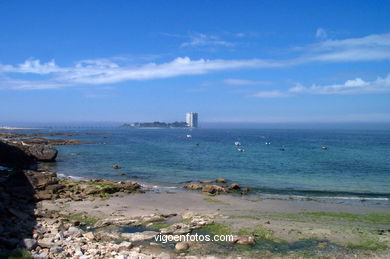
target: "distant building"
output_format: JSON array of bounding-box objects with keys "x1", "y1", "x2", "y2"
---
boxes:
[{"x1": 186, "y1": 112, "x2": 198, "y2": 128}]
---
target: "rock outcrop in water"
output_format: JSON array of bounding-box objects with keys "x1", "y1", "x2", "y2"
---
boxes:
[
  {"x1": 0, "y1": 140, "x2": 37, "y2": 169},
  {"x1": 184, "y1": 178, "x2": 248, "y2": 194},
  {"x1": 0, "y1": 139, "x2": 58, "y2": 164}
]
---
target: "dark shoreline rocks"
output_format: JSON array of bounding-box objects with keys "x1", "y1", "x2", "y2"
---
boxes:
[
  {"x1": 0, "y1": 139, "x2": 58, "y2": 165},
  {"x1": 0, "y1": 132, "x2": 95, "y2": 146},
  {"x1": 184, "y1": 178, "x2": 249, "y2": 194}
]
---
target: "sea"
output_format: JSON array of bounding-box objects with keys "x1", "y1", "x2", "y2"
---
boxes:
[{"x1": 9, "y1": 127, "x2": 390, "y2": 203}]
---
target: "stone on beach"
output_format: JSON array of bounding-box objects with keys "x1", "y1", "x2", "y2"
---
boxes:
[
  {"x1": 94, "y1": 217, "x2": 139, "y2": 228},
  {"x1": 184, "y1": 183, "x2": 203, "y2": 190},
  {"x1": 175, "y1": 241, "x2": 190, "y2": 251},
  {"x1": 202, "y1": 184, "x2": 226, "y2": 194},
  {"x1": 121, "y1": 231, "x2": 159, "y2": 242},
  {"x1": 233, "y1": 235, "x2": 256, "y2": 245},
  {"x1": 215, "y1": 177, "x2": 227, "y2": 183},
  {"x1": 21, "y1": 238, "x2": 37, "y2": 250},
  {"x1": 228, "y1": 183, "x2": 241, "y2": 190}
]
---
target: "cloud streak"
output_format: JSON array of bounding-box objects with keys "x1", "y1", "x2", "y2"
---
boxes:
[
  {"x1": 251, "y1": 74, "x2": 390, "y2": 98},
  {"x1": 180, "y1": 33, "x2": 233, "y2": 48},
  {"x1": 0, "y1": 33, "x2": 390, "y2": 90}
]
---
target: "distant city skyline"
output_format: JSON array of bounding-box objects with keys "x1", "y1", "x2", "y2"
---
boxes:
[{"x1": 0, "y1": 1, "x2": 389, "y2": 124}]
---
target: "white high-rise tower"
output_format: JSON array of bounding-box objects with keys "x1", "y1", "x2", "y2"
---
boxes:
[{"x1": 186, "y1": 112, "x2": 198, "y2": 128}]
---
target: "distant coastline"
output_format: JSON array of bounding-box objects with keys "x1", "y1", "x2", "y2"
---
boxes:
[{"x1": 120, "y1": 121, "x2": 190, "y2": 129}]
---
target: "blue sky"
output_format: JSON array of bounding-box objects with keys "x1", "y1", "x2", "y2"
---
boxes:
[{"x1": 0, "y1": 0, "x2": 389, "y2": 124}]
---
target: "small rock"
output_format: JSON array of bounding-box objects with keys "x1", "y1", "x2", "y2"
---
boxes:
[
  {"x1": 50, "y1": 245, "x2": 63, "y2": 253},
  {"x1": 233, "y1": 235, "x2": 255, "y2": 245},
  {"x1": 119, "y1": 241, "x2": 132, "y2": 250},
  {"x1": 183, "y1": 184, "x2": 203, "y2": 190},
  {"x1": 158, "y1": 252, "x2": 171, "y2": 259},
  {"x1": 67, "y1": 226, "x2": 82, "y2": 235},
  {"x1": 131, "y1": 247, "x2": 141, "y2": 253},
  {"x1": 228, "y1": 183, "x2": 240, "y2": 190},
  {"x1": 175, "y1": 241, "x2": 189, "y2": 251},
  {"x1": 202, "y1": 185, "x2": 225, "y2": 194},
  {"x1": 215, "y1": 178, "x2": 227, "y2": 183},
  {"x1": 121, "y1": 231, "x2": 158, "y2": 242},
  {"x1": 21, "y1": 238, "x2": 37, "y2": 250},
  {"x1": 84, "y1": 232, "x2": 95, "y2": 240},
  {"x1": 37, "y1": 238, "x2": 53, "y2": 248}
]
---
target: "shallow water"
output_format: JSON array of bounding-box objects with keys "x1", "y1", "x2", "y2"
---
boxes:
[{"x1": 15, "y1": 127, "x2": 390, "y2": 200}]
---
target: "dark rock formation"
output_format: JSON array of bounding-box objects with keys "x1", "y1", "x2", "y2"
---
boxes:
[
  {"x1": 0, "y1": 170, "x2": 37, "y2": 251},
  {"x1": 19, "y1": 138, "x2": 81, "y2": 146},
  {"x1": 202, "y1": 184, "x2": 226, "y2": 194},
  {"x1": 0, "y1": 141, "x2": 36, "y2": 169},
  {"x1": 24, "y1": 144, "x2": 58, "y2": 162},
  {"x1": 0, "y1": 140, "x2": 58, "y2": 163}
]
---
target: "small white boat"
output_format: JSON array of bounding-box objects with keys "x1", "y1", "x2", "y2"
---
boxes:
[
  {"x1": 265, "y1": 142, "x2": 271, "y2": 145},
  {"x1": 234, "y1": 141, "x2": 241, "y2": 146},
  {"x1": 237, "y1": 148, "x2": 245, "y2": 152},
  {"x1": 186, "y1": 134, "x2": 192, "y2": 138},
  {"x1": 321, "y1": 146, "x2": 328, "y2": 150}
]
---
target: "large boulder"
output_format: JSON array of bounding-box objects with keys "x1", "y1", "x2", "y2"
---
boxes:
[
  {"x1": 0, "y1": 140, "x2": 58, "y2": 165},
  {"x1": 119, "y1": 181, "x2": 141, "y2": 191},
  {"x1": 25, "y1": 144, "x2": 58, "y2": 162},
  {"x1": 24, "y1": 170, "x2": 58, "y2": 189},
  {"x1": 0, "y1": 140, "x2": 36, "y2": 169}
]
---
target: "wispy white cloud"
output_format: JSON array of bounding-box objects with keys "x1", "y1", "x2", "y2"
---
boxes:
[
  {"x1": 1, "y1": 33, "x2": 390, "y2": 90},
  {"x1": 223, "y1": 78, "x2": 271, "y2": 86},
  {"x1": 0, "y1": 59, "x2": 62, "y2": 74},
  {"x1": 302, "y1": 33, "x2": 390, "y2": 62},
  {"x1": 181, "y1": 33, "x2": 234, "y2": 48},
  {"x1": 251, "y1": 74, "x2": 390, "y2": 98},
  {"x1": 251, "y1": 90, "x2": 289, "y2": 98},
  {"x1": 315, "y1": 28, "x2": 328, "y2": 40},
  {"x1": 289, "y1": 74, "x2": 390, "y2": 95},
  {"x1": 0, "y1": 57, "x2": 281, "y2": 90}
]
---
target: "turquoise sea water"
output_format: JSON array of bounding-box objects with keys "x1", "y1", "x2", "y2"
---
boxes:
[{"x1": 26, "y1": 128, "x2": 390, "y2": 200}]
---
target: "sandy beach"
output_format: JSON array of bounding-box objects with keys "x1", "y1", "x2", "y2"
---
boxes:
[{"x1": 38, "y1": 187, "x2": 390, "y2": 258}]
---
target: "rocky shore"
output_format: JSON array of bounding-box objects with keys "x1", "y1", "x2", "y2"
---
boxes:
[
  {"x1": 0, "y1": 136, "x2": 229, "y2": 258},
  {"x1": 1, "y1": 133, "x2": 390, "y2": 259}
]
